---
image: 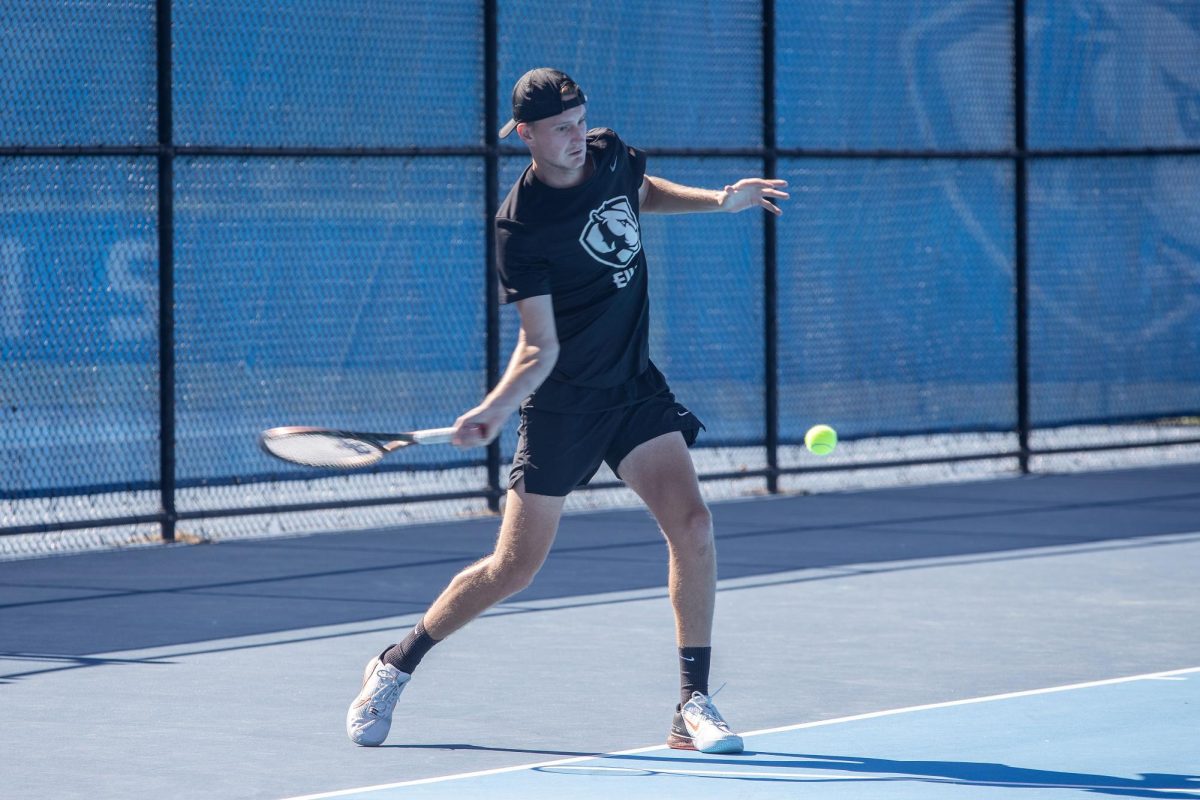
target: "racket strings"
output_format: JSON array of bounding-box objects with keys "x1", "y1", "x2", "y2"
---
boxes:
[{"x1": 262, "y1": 431, "x2": 385, "y2": 468}]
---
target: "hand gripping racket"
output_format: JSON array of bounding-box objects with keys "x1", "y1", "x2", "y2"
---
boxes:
[{"x1": 259, "y1": 426, "x2": 459, "y2": 469}]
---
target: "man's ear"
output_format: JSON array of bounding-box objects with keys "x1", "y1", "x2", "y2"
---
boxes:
[{"x1": 516, "y1": 121, "x2": 533, "y2": 143}]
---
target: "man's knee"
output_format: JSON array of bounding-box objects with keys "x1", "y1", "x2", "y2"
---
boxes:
[
  {"x1": 483, "y1": 551, "x2": 543, "y2": 596},
  {"x1": 681, "y1": 504, "x2": 714, "y2": 537},
  {"x1": 662, "y1": 504, "x2": 714, "y2": 551}
]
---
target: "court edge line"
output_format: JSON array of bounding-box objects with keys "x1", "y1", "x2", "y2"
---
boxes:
[{"x1": 276, "y1": 665, "x2": 1200, "y2": 800}]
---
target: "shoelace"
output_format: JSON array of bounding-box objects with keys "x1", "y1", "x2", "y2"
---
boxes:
[
  {"x1": 367, "y1": 668, "x2": 401, "y2": 714},
  {"x1": 685, "y1": 686, "x2": 732, "y2": 731}
]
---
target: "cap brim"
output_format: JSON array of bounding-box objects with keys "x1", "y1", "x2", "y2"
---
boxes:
[{"x1": 498, "y1": 118, "x2": 518, "y2": 138}]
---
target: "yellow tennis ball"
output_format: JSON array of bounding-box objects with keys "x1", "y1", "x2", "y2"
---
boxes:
[{"x1": 805, "y1": 424, "x2": 837, "y2": 456}]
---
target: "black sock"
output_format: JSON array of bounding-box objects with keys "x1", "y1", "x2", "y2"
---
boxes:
[
  {"x1": 382, "y1": 619, "x2": 441, "y2": 674},
  {"x1": 679, "y1": 646, "x2": 712, "y2": 706}
]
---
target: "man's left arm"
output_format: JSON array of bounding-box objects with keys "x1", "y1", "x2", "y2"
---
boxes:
[{"x1": 638, "y1": 175, "x2": 788, "y2": 216}]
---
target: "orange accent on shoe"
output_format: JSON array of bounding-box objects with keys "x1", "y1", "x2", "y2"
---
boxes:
[{"x1": 667, "y1": 731, "x2": 698, "y2": 750}]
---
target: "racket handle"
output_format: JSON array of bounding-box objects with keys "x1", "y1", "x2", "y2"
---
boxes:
[{"x1": 410, "y1": 427, "x2": 458, "y2": 445}]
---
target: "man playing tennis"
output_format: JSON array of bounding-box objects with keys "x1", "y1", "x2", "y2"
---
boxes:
[{"x1": 347, "y1": 68, "x2": 787, "y2": 753}]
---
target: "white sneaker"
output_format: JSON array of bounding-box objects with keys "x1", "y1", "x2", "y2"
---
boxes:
[
  {"x1": 346, "y1": 656, "x2": 410, "y2": 746},
  {"x1": 667, "y1": 690, "x2": 744, "y2": 754}
]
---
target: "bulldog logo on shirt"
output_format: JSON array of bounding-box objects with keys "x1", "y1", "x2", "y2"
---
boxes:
[{"x1": 579, "y1": 196, "x2": 642, "y2": 284}]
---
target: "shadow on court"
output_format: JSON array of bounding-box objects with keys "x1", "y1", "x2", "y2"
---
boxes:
[
  {"x1": 1, "y1": 463, "x2": 1198, "y2": 674},
  {"x1": 529, "y1": 751, "x2": 1200, "y2": 799}
]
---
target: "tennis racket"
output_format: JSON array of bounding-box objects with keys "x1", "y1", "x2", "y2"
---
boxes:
[{"x1": 259, "y1": 425, "x2": 459, "y2": 469}]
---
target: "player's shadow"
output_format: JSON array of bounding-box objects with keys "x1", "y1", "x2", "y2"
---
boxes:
[
  {"x1": 373, "y1": 745, "x2": 1200, "y2": 798},
  {"x1": 589, "y1": 751, "x2": 1200, "y2": 799}
]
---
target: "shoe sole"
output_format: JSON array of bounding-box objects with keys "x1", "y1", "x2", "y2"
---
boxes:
[
  {"x1": 697, "y1": 737, "x2": 744, "y2": 754},
  {"x1": 667, "y1": 731, "x2": 697, "y2": 750},
  {"x1": 667, "y1": 731, "x2": 744, "y2": 754},
  {"x1": 348, "y1": 657, "x2": 388, "y2": 747}
]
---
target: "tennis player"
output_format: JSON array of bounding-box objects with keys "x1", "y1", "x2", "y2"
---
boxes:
[{"x1": 348, "y1": 68, "x2": 787, "y2": 753}]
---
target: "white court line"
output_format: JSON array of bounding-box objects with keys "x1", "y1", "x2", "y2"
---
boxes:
[{"x1": 277, "y1": 665, "x2": 1200, "y2": 800}]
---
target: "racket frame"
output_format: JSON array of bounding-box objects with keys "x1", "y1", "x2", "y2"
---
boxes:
[{"x1": 258, "y1": 425, "x2": 457, "y2": 469}]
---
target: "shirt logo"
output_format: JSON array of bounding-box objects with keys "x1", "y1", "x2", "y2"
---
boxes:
[{"x1": 579, "y1": 196, "x2": 642, "y2": 271}]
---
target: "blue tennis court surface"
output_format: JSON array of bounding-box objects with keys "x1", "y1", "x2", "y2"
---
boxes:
[
  {"x1": 2, "y1": 464, "x2": 1199, "y2": 800},
  {"x1": 284, "y1": 669, "x2": 1200, "y2": 800}
]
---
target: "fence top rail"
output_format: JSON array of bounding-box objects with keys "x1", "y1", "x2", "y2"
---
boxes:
[{"x1": 2, "y1": 145, "x2": 1198, "y2": 159}]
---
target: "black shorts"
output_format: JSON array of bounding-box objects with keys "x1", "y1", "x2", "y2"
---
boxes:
[{"x1": 508, "y1": 391, "x2": 705, "y2": 497}]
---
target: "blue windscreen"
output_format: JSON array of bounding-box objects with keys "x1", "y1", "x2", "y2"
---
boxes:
[
  {"x1": 0, "y1": 157, "x2": 159, "y2": 493},
  {"x1": 1028, "y1": 157, "x2": 1200, "y2": 425},
  {"x1": 776, "y1": 2, "x2": 1012, "y2": 150},
  {"x1": 776, "y1": 158, "x2": 1016, "y2": 440},
  {"x1": 1026, "y1": 1, "x2": 1200, "y2": 148},
  {"x1": 4, "y1": 0, "x2": 1198, "y2": 525},
  {"x1": 0, "y1": 2, "x2": 156, "y2": 146},
  {"x1": 173, "y1": 0, "x2": 484, "y2": 146},
  {"x1": 172, "y1": 157, "x2": 485, "y2": 486},
  {"x1": 498, "y1": 0, "x2": 762, "y2": 149},
  {"x1": 641, "y1": 157, "x2": 765, "y2": 445}
]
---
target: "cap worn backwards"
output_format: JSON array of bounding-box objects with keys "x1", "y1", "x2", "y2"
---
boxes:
[{"x1": 499, "y1": 68, "x2": 587, "y2": 138}]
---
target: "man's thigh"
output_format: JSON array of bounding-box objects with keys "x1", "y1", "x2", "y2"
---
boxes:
[
  {"x1": 615, "y1": 431, "x2": 708, "y2": 534},
  {"x1": 492, "y1": 480, "x2": 566, "y2": 572}
]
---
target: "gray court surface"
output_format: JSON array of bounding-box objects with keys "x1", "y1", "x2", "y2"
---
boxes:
[{"x1": 2, "y1": 463, "x2": 1198, "y2": 800}]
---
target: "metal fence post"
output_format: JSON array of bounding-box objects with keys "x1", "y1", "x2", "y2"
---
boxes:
[
  {"x1": 484, "y1": 0, "x2": 502, "y2": 511},
  {"x1": 763, "y1": 0, "x2": 779, "y2": 493},
  {"x1": 1014, "y1": 0, "x2": 1031, "y2": 473},
  {"x1": 156, "y1": 0, "x2": 177, "y2": 540}
]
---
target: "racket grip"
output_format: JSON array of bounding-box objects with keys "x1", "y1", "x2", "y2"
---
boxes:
[{"x1": 412, "y1": 427, "x2": 458, "y2": 445}]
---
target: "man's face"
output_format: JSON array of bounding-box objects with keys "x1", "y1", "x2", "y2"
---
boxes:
[{"x1": 519, "y1": 104, "x2": 589, "y2": 172}]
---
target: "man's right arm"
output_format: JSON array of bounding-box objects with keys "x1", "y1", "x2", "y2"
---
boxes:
[{"x1": 451, "y1": 294, "x2": 559, "y2": 447}]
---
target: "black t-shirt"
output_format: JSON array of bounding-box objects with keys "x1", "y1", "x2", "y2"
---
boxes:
[{"x1": 496, "y1": 128, "x2": 667, "y2": 412}]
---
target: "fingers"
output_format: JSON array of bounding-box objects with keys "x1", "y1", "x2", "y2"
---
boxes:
[
  {"x1": 751, "y1": 179, "x2": 787, "y2": 215},
  {"x1": 727, "y1": 178, "x2": 789, "y2": 199},
  {"x1": 733, "y1": 177, "x2": 788, "y2": 190},
  {"x1": 451, "y1": 419, "x2": 490, "y2": 448},
  {"x1": 722, "y1": 178, "x2": 788, "y2": 215}
]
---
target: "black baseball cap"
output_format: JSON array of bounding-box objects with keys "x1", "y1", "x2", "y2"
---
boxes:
[{"x1": 499, "y1": 68, "x2": 587, "y2": 138}]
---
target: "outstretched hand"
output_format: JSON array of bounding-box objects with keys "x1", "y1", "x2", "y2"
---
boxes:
[{"x1": 719, "y1": 178, "x2": 789, "y2": 216}]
